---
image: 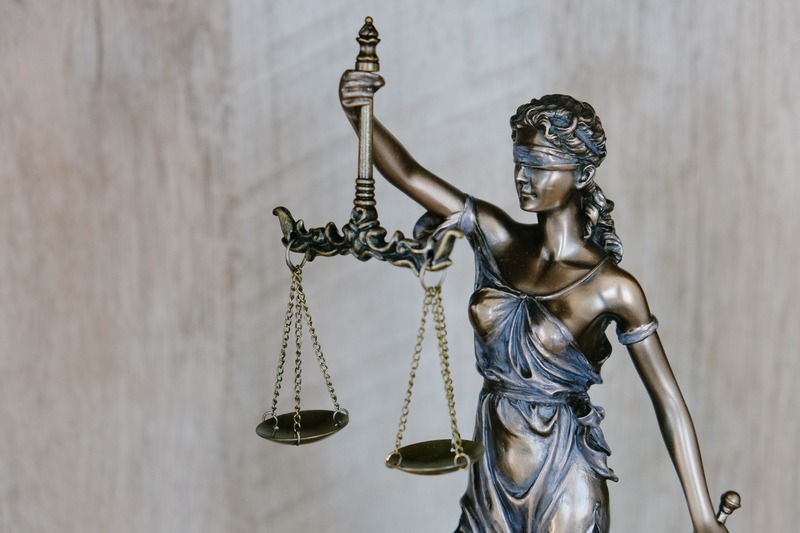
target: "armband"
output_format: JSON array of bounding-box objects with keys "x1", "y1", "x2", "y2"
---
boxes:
[{"x1": 617, "y1": 316, "x2": 659, "y2": 345}]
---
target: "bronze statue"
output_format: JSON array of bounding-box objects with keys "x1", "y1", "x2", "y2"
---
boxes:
[
  {"x1": 265, "y1": 16, "x2": 738, "y2": 532},
  {"x1": 339, "y1": 45, "x2": 734, "y2": 533}
]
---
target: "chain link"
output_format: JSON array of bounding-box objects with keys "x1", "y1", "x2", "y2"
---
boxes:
[
  {"x1": 264, "y1": 262, "x2": 343, "y2": 444},
  {"x1": 391, "y1": 287, "x2": 435, "y2": 456},
  {"x1": 432, "y1": 286, "x2": 465, "y2": 461},
  {"x1": 296, "y1": 272, "x2": 341, "y2": 412},
  {"x1": 389, "y1": 282, "x2": 467, "y2": 468},
  {"x1": 292, "y1": 268, "x2": 305, "y2": 442},
  {"x1": 266, "y1": 269, "x2": 299, "y2": 421}
]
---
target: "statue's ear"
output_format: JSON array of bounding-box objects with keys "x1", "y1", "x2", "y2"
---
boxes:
[{"x1": 576, "y1": 164, "x2": 596, "y2": 189}]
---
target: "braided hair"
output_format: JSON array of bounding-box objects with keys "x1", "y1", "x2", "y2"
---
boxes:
[{"x1": 510, "y1": 95, "x2": 623, "y2": 263}]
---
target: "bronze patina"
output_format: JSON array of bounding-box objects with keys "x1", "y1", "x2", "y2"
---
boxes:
[
  {"x1": 266, "y1": 17, "x2": 739, "y2": 532},
  {"x1": 337, "y1": 17, "x2": 738, "y2": 533},
  {"x1": 272, "y1": 17, "x2": 461, "y2": 274},
  {"x1": 262, "y1": 17, "x2": 478, "y2": 474}
]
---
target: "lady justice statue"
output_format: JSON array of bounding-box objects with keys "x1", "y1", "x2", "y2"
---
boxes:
[{"x1": 339, "y1": 56, "x2": 734, "y2": 533}]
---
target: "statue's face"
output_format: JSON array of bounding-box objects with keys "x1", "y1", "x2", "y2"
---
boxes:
[{"x1": 513, "y1": 130, "x2": 581, "y2": 213}]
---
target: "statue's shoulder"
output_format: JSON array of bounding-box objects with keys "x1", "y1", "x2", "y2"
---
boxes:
[
  {"x1": 471, "y1": 198, "x2": 535, "y2": 245},
  {"x1": 594, "y1": 261, "x2": 653, "y2": 329}
]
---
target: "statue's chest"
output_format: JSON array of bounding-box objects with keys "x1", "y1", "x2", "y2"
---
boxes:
[{"x1": 468, "y1": 287, "x2": 572, "y2": 356}]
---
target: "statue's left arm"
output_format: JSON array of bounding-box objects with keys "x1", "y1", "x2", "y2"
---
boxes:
[
  {"x1": 611, "y1": 273, "x2": 728, "y2": 533},
  {"x1": 626, "y1": 334, "x2": 727, "y2": 533}
]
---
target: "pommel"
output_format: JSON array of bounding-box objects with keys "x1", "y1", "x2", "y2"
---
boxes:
[
  {"x1": 716, "y1": 490, "x2": 741, "y2": 525},
  {"x1": 719, "y1": 491, "x2": 741, "y2": 513},
  {"x1": 355, "y1": 16, "x2": 380, "y2": 72}
]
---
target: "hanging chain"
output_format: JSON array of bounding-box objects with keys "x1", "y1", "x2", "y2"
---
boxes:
[
  {"x1": 388, "y1": 278, "x2": 468, "y2": 469},
  {"x1": 292, "y1": 268, "x2": 305, "y2": 443},
  {"x1": 390, "y1": 286, "x2": 435, "y2": 459},
  {"x1": 265, "y1": 269, "x2": 299, "y2": 423},
  {"x1": 296, "y1": 271, "x2": 342, "y2": 412},
  {"x1": 432, "y1": 286, "x2": 466, "y2": 466},
  {"x1": 263, "y1": 255, "x2": 345, "y2": 442}
]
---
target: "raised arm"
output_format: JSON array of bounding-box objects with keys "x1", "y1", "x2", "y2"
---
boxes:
[
  {"x1": 339, "y1": 70, "x2": 466, "y2": 218},
  {"x1": 612, "y1": 276, "x2": 728, "y2": 533}
]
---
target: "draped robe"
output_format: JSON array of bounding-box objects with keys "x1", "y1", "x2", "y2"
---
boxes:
[{"x1": 449, "y1": 197, "x2": 621, "y2": 533}]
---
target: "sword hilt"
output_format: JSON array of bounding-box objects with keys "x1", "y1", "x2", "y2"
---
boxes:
[{"x1": 715, "y1": 490, "x2": 741, "y2": 525}]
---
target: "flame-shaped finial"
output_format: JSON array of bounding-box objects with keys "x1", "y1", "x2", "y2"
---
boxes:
[{"x1": 355, "y1": 16, "x2": 380, "y2": 72}]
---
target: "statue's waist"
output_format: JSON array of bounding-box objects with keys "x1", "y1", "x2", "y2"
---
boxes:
[{"x1": 482, "y1": 380, "x2": 593, "y2": 418}]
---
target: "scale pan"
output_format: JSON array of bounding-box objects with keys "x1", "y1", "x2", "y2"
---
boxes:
[
  {"x1": 385, "y1": 439, "x2": 485, "y2": 475},
  {"x1": 256, "y1": 409, "x2": 349, "y2": 445}
]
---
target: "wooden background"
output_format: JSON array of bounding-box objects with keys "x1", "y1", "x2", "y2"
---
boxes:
[{"x1": 2, "y1": 1, "x2": 798, "y2": 532}]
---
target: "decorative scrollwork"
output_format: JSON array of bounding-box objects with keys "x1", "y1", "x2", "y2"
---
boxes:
[{"x1": 274, "y1": 205, "x2": 461, "y2": 275}]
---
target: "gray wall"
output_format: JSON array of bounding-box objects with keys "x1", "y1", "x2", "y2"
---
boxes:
[{"x1": 2, "y1": 1, "x2": 797, "y2": 532}]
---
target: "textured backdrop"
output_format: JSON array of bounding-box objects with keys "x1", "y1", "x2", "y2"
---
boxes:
[{"x1": 1, "y1": 1, "x2": 798, "y2": 532}]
